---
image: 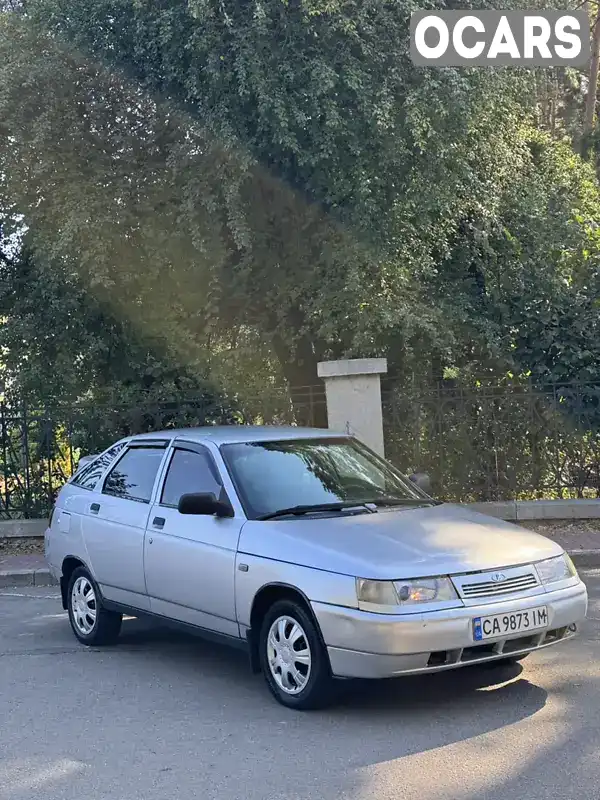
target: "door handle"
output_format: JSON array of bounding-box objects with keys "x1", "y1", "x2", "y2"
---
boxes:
[
  {"x1": 90, "y1": 503, "x2": 100, "y2": 514},
  {"x1": 152, "y1": 516, "x2": 165, "y2": 529}
]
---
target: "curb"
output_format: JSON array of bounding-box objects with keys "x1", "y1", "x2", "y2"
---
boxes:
[
  {"x1": 0, "y1": 551, "x2": 598, "y2": 590},
  {"x1": 0, "y1": 568, "x2": 59, "y2": 589}
]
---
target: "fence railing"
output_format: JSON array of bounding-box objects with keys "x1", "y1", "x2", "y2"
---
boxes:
[
  {"x1": 6, "y1": 379, "x2": 599, "y2": 518},
  {"x1": 383, "y1": 380, "x2": 600, "y2": 502},
  {"x1": 0, "y1": 388, "x2": 327, "y2": 519}
]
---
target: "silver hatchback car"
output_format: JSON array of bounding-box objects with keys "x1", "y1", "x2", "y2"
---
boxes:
[{"x1": 46, "y1": 426, "x2": 588, "y2": 709}]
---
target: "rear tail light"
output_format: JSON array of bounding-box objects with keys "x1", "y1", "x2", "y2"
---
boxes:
[{"x1": 48, "y1": 507, "x2": 55, "y2": 527}]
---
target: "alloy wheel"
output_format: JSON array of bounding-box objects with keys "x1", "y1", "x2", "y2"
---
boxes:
[
  {"x1": 71, "y1": 575, "x2": 97, "y2": 636},
  {"x1": 266, "y1": 615, "x2": 312, "y2": 694}
]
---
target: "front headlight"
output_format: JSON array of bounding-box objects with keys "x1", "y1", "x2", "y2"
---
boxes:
[
  {"x1": 394, "y1": 577, "x2": 459, "y2": 604},
  {"x1": 535, "y1": 553, "x2": 577, "y2": 585},
  {"x1": 356, "y1": 579, "x2": 399, "y2": 607},
  {"x1": 356, "y1": 576, "x2": 458, "y2": 613}
]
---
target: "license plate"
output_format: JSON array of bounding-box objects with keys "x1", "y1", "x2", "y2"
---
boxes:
[{"x1": 473, "y1": 606, "x2": 548, "y2": 641}]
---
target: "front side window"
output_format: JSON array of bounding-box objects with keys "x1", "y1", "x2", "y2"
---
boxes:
[
  {"x1": 221, "y1": 437, "x2": 430, "y2": 519},
  {"x1": 103, "y1": 446, "x2": 165, "y2": 503},
  {"x1": 71, "y1": 442, "x2": 126, "y2": 490},
  {"x1": 160, "y1": 448, "x2": 222, "y2": 507}
]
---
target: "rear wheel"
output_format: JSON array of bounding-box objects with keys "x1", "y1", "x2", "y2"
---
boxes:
[
  {"x1": 259, "y1": 599, "x2": 334, "y2": 710},
  {"x1": 67, "y1": 567, "x2": 122, "y2": 646}
]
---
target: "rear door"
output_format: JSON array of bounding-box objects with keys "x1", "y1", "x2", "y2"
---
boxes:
[
  {"x1": 82, "y1": 441, "x2": 169, "y2": 610},
  {"x1": 46, "y1": 442, "x2": 128, "y2": 574},
  {"x1": 144, "y1": 441, "x2": 242, "y2": 636}
]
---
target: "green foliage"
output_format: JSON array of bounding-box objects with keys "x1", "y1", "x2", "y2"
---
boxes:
[
  {"x1": 384, "y1": 379, "x2": 600, "y2": 502},
  {"x1": 424, "y1": 129, "x2": 600, "y2": 387},
  {"x1": 1, "y1": 0, "x2": 600, "y2": 433},
  {"x1": 0, "y1": 2, "x2": 532, "y2": 379},
  {"x1": 0, "y1": 241, "x2": 238, "y2": 424}
]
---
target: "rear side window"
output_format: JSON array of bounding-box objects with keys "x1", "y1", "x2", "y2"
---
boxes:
[
  {"x1": 103, "y1": 446, "x2": 165, "y2": 503},
  {"x1": 160, "y1": 448, "x2": 222, "y2": 507},
  {"x1": 71, "y1": 443, "x2": 126, "y2": 490}
]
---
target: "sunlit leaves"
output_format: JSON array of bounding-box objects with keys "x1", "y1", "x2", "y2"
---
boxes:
[{"x1": 1, "y1": 0, "x2": 600, "y2": 406}]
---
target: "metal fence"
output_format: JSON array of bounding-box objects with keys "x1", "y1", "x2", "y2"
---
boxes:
[
  {"x1": 383, "y1": 380, "x2": 600, "y2": 502},
  {"x1": 5, "y1": 379, "x2": 600, "y2": 518},
  {"x1": 0, "y1": 388, "x2": 327, "y2": 519}
]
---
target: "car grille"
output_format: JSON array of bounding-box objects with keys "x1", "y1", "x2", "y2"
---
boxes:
[
  {"x1": 426, "y1": 626, "x2": 575, "y2": 668},
  {"x1": 460, "y1": 572, "x2": 538, "y2": 599}
]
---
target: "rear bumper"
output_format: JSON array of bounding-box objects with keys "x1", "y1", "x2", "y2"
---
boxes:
[
  {"x1": 312, "y1": 580, "x2": 588, "y2": 679},
  {"x1": 44, "y1": 528, "x2": 62, "y2": 582}
]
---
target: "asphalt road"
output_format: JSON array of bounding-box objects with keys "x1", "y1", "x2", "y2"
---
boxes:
[{"x1": 1, "y1": 573, "x2": 599, "y2": 800}]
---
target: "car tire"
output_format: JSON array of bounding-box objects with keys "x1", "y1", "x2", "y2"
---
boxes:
[
  {"x1": 67, "y1": 566, "x2": 122, "y2": 646},
  {"x1": 259, "y1": 599, "x2": 334, "y2": 710}
]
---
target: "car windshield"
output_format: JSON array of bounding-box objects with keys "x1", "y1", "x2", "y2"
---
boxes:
[{"x1": 221, "y1": 437, "x2": 431, "y2": 520}]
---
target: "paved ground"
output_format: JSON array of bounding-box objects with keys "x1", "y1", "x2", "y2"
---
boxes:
[{"x1": 1, "y1": 575, "x2": 599, "y2": 800}]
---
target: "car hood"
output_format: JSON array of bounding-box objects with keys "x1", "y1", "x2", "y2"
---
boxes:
[{"x1": 239, "y1": 503, "x2": 563, "y2": 579}]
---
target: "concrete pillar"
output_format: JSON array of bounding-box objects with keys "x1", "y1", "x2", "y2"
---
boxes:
[{"x1": 317, "y1": 358, "x2": 388, "y2": 456}]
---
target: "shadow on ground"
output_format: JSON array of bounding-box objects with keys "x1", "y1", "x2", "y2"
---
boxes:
[{"x1": 5, "y1": 586, "x2": 600, "y2": 800}]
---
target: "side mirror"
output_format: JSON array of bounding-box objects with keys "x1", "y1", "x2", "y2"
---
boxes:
[
  {"x1": 178, "y1": 492, "x2": 233, "y2": 518},
  {"x1": 409, "y1": 471, "x2": 432, "y2": 495}
]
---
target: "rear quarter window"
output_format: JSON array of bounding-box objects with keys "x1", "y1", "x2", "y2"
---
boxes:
[{"x1": 71, "y1": 443, "x2": 126, "y2": 490}]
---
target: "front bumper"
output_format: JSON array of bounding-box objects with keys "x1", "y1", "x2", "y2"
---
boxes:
[{"x1": 312, "y1": 580, "x2": 588, "y2": 679}]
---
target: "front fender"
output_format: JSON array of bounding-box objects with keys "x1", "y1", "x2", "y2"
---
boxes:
[{"x1": 234, "y1": 553, "x2": 357, "y2": 630}]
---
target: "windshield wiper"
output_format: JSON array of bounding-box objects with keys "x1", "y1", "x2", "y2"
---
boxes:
[
  {"x1": 256, "y1": 502, "x2": 376, "y2": 521},
  {"x1": 366, "y1": 496, "x2": 442, "y2": 508}
]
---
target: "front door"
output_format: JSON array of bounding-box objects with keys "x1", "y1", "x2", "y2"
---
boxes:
[
  {"x1": 144, "y1": 442, "x2": 242, "y2": 637},
  {"x1": 82, "y1": 442, "x2": 168, "y2": 610}
]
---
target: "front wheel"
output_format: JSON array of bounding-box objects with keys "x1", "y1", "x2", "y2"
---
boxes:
[
  {"x1": 259, "y1": 599, "x2": 334, "y2": 710},
  {"x1": 67, "y1": 567, "x2": 122, "y2": 646}
]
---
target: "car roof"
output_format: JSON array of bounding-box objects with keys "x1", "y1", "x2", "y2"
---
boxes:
[{"x1": 126, "y1": 426, "x2": 348, "y2": 446}]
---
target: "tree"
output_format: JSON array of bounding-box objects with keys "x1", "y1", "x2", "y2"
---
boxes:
[
  {"x1": 583, "y1": 4, "x2": 600, "y2": 159},
  {"x1": 0, "y1": 2, "x2": 535, "y2": 403},
  {"x1": 2, "y1": 0, "x2": 600, "y2": 422}
]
